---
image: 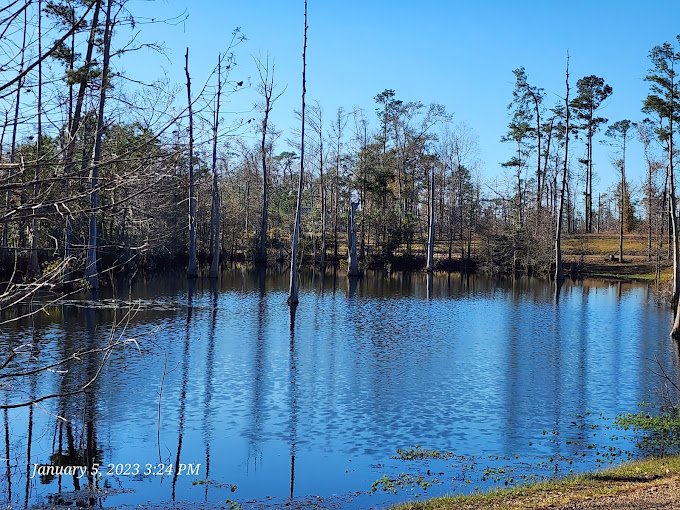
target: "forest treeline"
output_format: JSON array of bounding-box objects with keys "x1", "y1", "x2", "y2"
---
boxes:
[{"x1": 2, "y1": 1, "x2": 680, "y2": 310}]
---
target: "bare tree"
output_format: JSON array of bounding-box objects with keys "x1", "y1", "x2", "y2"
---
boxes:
[
  {"x1": 637, "y1": 119, "x2": 663, "y2": 261},
  {"x1": 331, "y1": 106, "x2": 347, "y2": 261},
  {"x1": 2, "y1": 4, "x2": 27, "y2": 263},
  {"x1": 309, "y1": 102, "x2": 327, "y2": 266},
  {"x1": 185, "y1": 48, "x2": 197, "y2": 277},
  {"x1": 555, "y1": 53, "x2": 570, "y2": 283},
  {"x1": 288, "y1": 0, "x2": 307, "y2": 305},
  {"x1": 348, "y1": 191, "x2": 360, "y2": 276},
  {"x1": 604, "y1": 119, "x2": 633, "y2": 263},
  {"x1": 27, "y1": 0, "x2": 43, "y2": 279},
  {"x1": 208, "y1": 54, "x2": 223, "y2": 279},
  {"x1": 254, "y1": 56, "x2": 283, "y2": 265}
]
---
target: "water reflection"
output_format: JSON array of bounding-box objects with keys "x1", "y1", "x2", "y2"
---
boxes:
[
  {"x1": 202, "y1": 280, "x2": 215, "y2": 501},
  {"x1": 3, "y1": 406, "x2": 10, "y2": 503},
  {"x1": 0, "y1": 270, "x2": 678, "y2": 509},
  {"x1": 288, "y1": 304, "x2": 298, "y2": 500},
  {"x1": 172, "y1": 281, "x2": 194, "y2": 500},
  {"x1": 247, "y1": 268, "x2": 266, "y2": 471},
  {"x1": 347, "y1": 276, "x2": 359, "y2": 299}
]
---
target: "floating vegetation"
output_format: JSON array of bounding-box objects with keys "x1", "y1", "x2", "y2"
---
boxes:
[
  {"x1": 192, "y1": 479, "x2": 238, "y2": 492},
  {"x1": 225, "y1": 499, "x2": 241, "y2": 510},
  {"x1": 371, "y1": 473, "x2": 440, "y2": 493},
  {"x1": 393, "y1": 446, "x2": 464, "y2": 461},
  {"x1": 616, "y1": 409, "x2": 680, "y2": 456}
]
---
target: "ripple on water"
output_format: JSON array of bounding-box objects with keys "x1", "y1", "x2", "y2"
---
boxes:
[{"x1": 1, "y1": 272, "x2": 678, "y2": 509}]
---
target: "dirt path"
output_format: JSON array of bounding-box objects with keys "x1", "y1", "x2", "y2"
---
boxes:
[
  {"x1": 399, "y1": 473, "x2": 680, "y2": 510},
  {"x1": 553, "y1": 475, "x2": 680, "y2": 509}
]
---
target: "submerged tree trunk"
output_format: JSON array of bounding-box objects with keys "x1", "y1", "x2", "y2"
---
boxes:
[
  {"x1": 84, "y1": 0, "x2": 113, "y2": 290},
  {"x1": 426, "y1": 164, "x2": 435, "y2": 272},
  {"x1": 185, "y1": 49, "x2": 197, "y2": 278},
  {"x1": 288, "y1": 0, "x2": 307, "y2": 305}
]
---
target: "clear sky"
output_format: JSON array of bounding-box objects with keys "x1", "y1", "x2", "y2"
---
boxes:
[{"x1": 125, "y1": 0, "x2": 680, "y2": 209}]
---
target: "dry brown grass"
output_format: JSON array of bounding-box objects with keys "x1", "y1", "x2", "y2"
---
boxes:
[{"x1": 392, "y1": 456, "x2": 680, "y2": 510}]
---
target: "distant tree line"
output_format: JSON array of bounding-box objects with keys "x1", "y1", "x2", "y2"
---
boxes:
[{"x1": 2, "y1": 1, "x2": 680, "y2": 308}]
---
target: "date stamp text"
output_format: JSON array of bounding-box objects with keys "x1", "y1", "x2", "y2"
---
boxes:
[{"x1": 31, "y1": 463, "x2": 201, "y2": 479}]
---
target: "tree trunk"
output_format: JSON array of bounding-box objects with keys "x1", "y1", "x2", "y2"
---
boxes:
[
  {"x1": 333, "y1": 111, "x2": 343, "y2": 262},
  {"x1": 672, "y1": 299, "x2": 680, "y2": 338},
  {"x1": 288, "y1": 0, "x2": 307, "y2": 305},
  {"x1": 585, "y1": 113, "x2": 593, "y2": 234},
  {"x1": 669, "y1": 128, "x2": 680, "y2": 302},
  {"x1": 447, "y1": 185, "x2": 454, "y2": 261},
  {"x1": 208, "y1": 55, "x2": 223, "y2": 279},
  {"x1": 28, "y1": 0, "x2": 42, "y2": 279},
  {"x1": 2, "y1": 7, "x2": 27, "y2": 263},
  {"x1": 619, "y1": 142, "x2": 626, "y2": 263},
  {"x1": 256, "y1": 61, "x2": 274, "y2": 266},
  {"x1": 64, "y1": 0, "x2": 102, "y2": 266},
  {"x1": 665, "y1": 56, "x2": 680, "y2": 300},
  {"x1": 348, "y1": 199, "x2": 359, "y2": 277},
  {"x1": 541, "y1": 118, "x2": 554, "y2": 216},
  {"x1": 426, "y1": 165, "x2": 435, "y2": 272},
  {"x1": 84, "y1": 0, "x2": 113, "y2": 290},
  {"x1": 555, "y1": 55, "x2": 570, "y2": 283},
  {"x1": 185, "y1": 49, "x2": 197, "y2": 277},
  {"x1": 319, "y1": 112, "x2": 326, "y2": 267},
  {"x1": 648, "y1": 161, "x2": 653, "y2": 261},
  {"x1": 533, "y1": 93, "x2": 542, "y2": 216}
]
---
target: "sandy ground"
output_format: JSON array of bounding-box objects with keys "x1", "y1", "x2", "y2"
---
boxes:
[{"x1": 553, "y1": 475, "x2": 680, "y2": 509}]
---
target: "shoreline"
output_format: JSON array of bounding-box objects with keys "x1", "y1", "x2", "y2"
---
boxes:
[{"x1": 393, "y1": 455, "x2": 680, "y2": 509}]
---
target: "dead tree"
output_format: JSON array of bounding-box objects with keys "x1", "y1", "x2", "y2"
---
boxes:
[
  {"x1": 288, "y1": 0, "x2": 307, "y2": 305},
  {"x1": 185, "y1": 49, "x2": 197, "y2": 278},
  {"x1": 208, "y1": 54, "x2": 223, "y2": 279},
  {"x1": 309, "y1": 102, "x2": 327, "y2": 267},
  {"x1": 555, "y1": 54, "x2": 570, "y2": 283},
  {"x1": 332, "y1": 107, "x2": 346, "y2": 261},
  {"x1": 254, "y1": 56, "x2": 281, "y2": 266},
  {"x1": 347, "y1": 191, "x2": 360, "y2": 277}
]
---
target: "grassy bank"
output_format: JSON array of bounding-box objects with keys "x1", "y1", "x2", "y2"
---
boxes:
[
  {"x1": 393, "y1": 456, "x2": 680, "y2": 509},
  {"x1": 560, "y1": 233, "x2": 669, "y2": 282}
]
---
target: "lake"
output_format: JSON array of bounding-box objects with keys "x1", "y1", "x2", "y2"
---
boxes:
[{"x1": 1, "y1": 268, "x2": 679, "y2": 509}]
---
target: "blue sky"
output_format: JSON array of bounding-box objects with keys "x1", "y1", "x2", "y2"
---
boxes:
[{"x1": 125, "y1": 0, "x2": 680, "y2": 207}]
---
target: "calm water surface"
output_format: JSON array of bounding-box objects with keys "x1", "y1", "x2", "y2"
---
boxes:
[{"x1": 1, "y1": 269, "x2": 679, "y2": 509}]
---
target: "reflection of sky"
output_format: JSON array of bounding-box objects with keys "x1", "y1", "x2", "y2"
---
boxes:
[{"x1": 1, "y1": 271, "x2": 678, "y2": 509}]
